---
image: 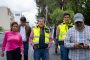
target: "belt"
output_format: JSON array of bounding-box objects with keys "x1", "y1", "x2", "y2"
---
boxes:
[
  {"x1": 23, "y1": 41, "x2": 27, "y2": 42},
  {"x1": 58, "y1": 41, "x2": 64, "y2": 45},
  {"x1": 34, "y1": 44, "x2": 48, "y2": 49}
]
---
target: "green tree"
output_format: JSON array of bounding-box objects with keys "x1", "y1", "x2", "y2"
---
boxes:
[
  {"x1": 50, "y1": 9, "x2": 74, "y2": 25},
  {"x1": 50, "y1": 8, "x2": 64, "y2": 25},
  {"x1": 0, "y1": 26, "x2": 3, "y2": 32},
  {"x1": 83, "y1": 0, "x2": 90, "y2": 25},
  {"x1": 36, "y1": 0, "x2": 90, "y2": 25}
]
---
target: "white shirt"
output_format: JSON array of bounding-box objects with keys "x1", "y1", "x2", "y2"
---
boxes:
[{"x1": 20, "y1": 26, "x2": 26, "y2": 41}]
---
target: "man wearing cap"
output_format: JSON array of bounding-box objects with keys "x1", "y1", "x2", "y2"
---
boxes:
[{"x1": 64, "y1": 13, "x2": 90, "y2": 60}]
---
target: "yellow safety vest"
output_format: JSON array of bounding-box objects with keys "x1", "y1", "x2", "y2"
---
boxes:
[
  {"x1": 58, "y1": 23, "x2": 73, "y2": 40},
  {"x1": 32, "y1": 26, "x2": 50, "y2": 44}
]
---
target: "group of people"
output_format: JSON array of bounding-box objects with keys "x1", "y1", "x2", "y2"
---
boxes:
[
  {"x1": 55, "y1": 13, "x2": 90, "y2": 60},
  {"x1": 1, "y1": 17, "x2": 31, "y2": 60},
  {"x1": 1, "y1": 12, "x2": 90, "y2": 60}
]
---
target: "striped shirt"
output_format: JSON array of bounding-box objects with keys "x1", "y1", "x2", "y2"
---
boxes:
[{"x1": 64, "y1": 25, "x2": 90, "y2": 60}]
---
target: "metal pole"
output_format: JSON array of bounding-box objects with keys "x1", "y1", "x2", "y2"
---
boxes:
[
  {"x1": 62, "y1": 0, "x2": 63, "y2": 10},
  {"x1": 45, "y1": 6, "x2": 48, "y2": 24}
]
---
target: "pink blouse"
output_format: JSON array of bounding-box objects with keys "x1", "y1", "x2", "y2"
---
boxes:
[{"x1": 1, "y1": 31, "x2": 24, "y2": 53}]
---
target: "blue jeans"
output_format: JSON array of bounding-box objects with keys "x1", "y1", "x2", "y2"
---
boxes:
[
  {"x1": 23, "y1": 42, "x2": 28, "y2": 60},
  {"x1": 34, "y1": 48, "x2": 49, "y2": 60},
  {"x1": 60, "y1": 45, "x2": 69, "y2": 60}
]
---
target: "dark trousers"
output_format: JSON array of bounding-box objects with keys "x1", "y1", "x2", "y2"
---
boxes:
[
  {"x1": 54, "y1": 39, "x2": 58, "y2": 54},
  {"x1": 58, "y1": 41, "x2": 69, "y2": 60},
  {"x1": 23, "y1": 41, "x2": 28, "y2": 60},
  {"x1": 6, "y1": 48, "x2": 21, "y2": 60},
  {"x1": 60, "y1": 45, "x2": 69, "y2": 60},
  {"x1": 34, "y1": 48, "x2": 49, "y2": 60}
]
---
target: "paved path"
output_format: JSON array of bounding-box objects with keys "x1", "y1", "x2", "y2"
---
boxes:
[
  {"x1": 0, "y1": 33, "x2": 6, "y2": 60},
  {"x1": 28, "y1": 44, "x2": 60, "y2": 60}
]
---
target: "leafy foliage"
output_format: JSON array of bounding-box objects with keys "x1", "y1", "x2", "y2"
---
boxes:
[
  {"x1": 0, "y1": 26, "x2": 3, "y2": 32},
  {"x1": 35, "y1": 0, "x2": 90, "y2": 25}
]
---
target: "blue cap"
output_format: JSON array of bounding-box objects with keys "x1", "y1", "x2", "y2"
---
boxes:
[{"x1": 74, "y1": 13, "x2": 84, "y2": 23}]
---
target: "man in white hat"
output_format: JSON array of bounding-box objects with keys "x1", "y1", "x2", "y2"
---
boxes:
[{"x1": 64, "y1": 13, "x2": 90, "y2": 60}]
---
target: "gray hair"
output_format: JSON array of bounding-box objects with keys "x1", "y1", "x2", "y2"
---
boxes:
[{"x1": 37, "y1": 17, "x2": 45, "y2": 23}]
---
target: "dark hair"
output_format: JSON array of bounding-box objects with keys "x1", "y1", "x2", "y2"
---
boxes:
[
  {"x1": 10, "y1": 22, "x2": 18, "y2": 31},
  {"x1": 63, "y1": 13, "x2": 70, "y2": 17},
  {"x1": 20, "y1": 16, "x2": 26, "y2": 22}
]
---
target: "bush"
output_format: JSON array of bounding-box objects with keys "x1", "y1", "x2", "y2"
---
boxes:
[
  {"x1": 50, "y1": 8, "x2": 64, "y2": 25},
  {"x1": 0, "y1": 26, "x2": 3, "y2": 32},
  {"x1": 50, "y1": 8, "x2": 74, "y2": 25}
]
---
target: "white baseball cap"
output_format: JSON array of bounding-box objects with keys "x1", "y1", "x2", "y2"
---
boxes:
[{"x1": 74, "y1": 13, "x2": 84, "y2": 23}]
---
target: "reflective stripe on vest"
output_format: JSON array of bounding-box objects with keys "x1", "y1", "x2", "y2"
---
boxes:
[
  {"x1": 32, "y1": 27, "x2": 50, "y2": 44},
  {"x1": 34, "y1": 36, "x2": 49, "y2": 38}
]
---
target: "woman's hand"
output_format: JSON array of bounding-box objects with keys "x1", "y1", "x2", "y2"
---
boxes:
[
  {"x1": 1, "y1": 51, "x2": 4, "y2": 57},
  {"x1": 20, "y1": 50, "x2": 24, "y2": 56}
]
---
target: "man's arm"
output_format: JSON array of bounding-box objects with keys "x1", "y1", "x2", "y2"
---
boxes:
[
  {"x1": 48, "y1": 31, "x2": 53, "y2": 48},
  {"x1": 56, "y1": 26, "x2": 60, "y2": 40},
  {"x1": 27, "y1": 26, "x2": 31, "y2": 37},
  {"x1": 26, "y1": 26, "x2": 31, "y2": 43},
  {"x1": 84, "y1": 27, "x2": 90, "y2": 48},
  {"x1": 28, "y1": 26, "x2": 31, "y2": 35},
  {"x1": 29, "y1": 29, "x2": 34, "y2": 46}
]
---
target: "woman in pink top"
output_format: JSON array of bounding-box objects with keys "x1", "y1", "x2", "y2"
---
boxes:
[{"x1": 1, "y1": 22, "x2": 24, "y2": 60}]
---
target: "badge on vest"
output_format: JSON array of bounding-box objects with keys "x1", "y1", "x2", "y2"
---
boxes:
[{"x1": 45, "y1": 28, "x2": 49, "y2": 33}]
